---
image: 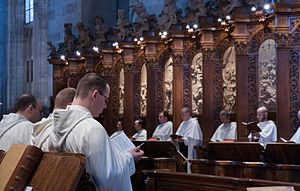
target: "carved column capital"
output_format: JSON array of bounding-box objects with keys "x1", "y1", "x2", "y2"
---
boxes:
[
  {"x1": 203, "y1": 48, "x2": 217, "y2": 60},
  {"x1": 234, "y1": 41, "x2": 248, "y2": 55},
  {"x1": 274, "y1": 33, "x2": 291, "y2": 48}
]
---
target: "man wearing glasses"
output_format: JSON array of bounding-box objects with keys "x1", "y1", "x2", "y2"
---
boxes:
[{"x1": 47, "y1": 73, "x2": 144, "y2": 191}]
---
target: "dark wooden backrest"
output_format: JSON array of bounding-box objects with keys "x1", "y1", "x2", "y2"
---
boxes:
[
  {"x1": 29, "y1": 152, "x2": 95, "y2": 191},
  {"x1": 144, "y1": 170, "x2": 300, "y2": 191},
  {"x1": 266, "y1": 143, "x2": 300, "y2": 164},
  {"x1": 207, "y1": 142, "x2": 264, "y2": 161}
]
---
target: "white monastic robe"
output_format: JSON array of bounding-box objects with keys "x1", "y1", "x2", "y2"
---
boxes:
[
  {"x1": 176, "y1": 117, "x2": 203, "y2": 160},
  {"x1": 248, "y1": 120, "x2": 277, "y2": 147},
  {"x1": 290, "y1": 127, "x2": 300, "y2": 143},
  {"x1": 210, "y1": 122, "x2": 237, "y2": 142},
  {"x1": 47, "y1": 105, "x2": 135, "y2": 191},
  {"x1": 32, "y1": 113, "x2": 57, "y2": 151},
  {"x1": 152, "y1": 121, "x2": 173, "y2": 141},
  {"x1": 132, "y1": 129, "x2": 147, "y2": 141},
  {"x1": 0, "y1": 113, "x2": 33, "y2": 151},
  {"x1": 110, "y1": 130, "x2": 124, "y2": 138}
]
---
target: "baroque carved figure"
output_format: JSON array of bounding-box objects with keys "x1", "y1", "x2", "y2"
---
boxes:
[
  {"x1": 222, "y1": 46, "x2": 236, "y2": 112},
  {"x1": 115, "y1": 9, "x2": 130, "y2": 41},
  {"x1": 191, "y1": 53, "x2": 203, "y2": 114},
  {"x1": 76, "y1": 22, "x2": 91, "y2": 49},
  {"x1": 158, "y1": 0, "x2": 178, "y2": 31},
  {"x1": 133, "y1": 2, "x2": 149, "y2": 37},
  {"x1": 258, "y1": 39, "x2": 276, "y2": 110},
  {"x1": 94, "y1": 16, "x2": 109, "y2": 47}
]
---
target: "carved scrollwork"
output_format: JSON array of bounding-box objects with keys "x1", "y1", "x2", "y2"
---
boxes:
[
  {"x1": 248, "y1": 55, "x2": 258, "y2": 121},
  {"x1": 140, "y1": 64, "x2": 147, "y2": 116},
  {"x1": 290, "y1": 50, "x2": 300, "y2": 132},
  {"x1": 214, "y1": 59, "x2": 223, "y2": 126}
]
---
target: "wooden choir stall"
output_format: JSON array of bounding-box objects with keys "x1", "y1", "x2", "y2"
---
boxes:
[{"x1": 46, "y1": 1, "x2": 300, "y2": 190}]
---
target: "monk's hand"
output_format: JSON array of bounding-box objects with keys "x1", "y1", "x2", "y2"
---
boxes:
[{"x1": 129, "y1": 147, "x2": 144, "y2": 161}]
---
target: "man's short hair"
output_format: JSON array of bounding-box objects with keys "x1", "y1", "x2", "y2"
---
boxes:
[
  {"x1": 14, "y1": 94, "x2": 37, "y2": 112},
  {"x1": 75, "y1": 73, "x2": 108, "y2": 99},
  {"x1": 136, "y1": 119, "x2": 144, "y2": 128},
  {"x1": 220, "y1": 110, "x2": 231, "y2": 118},
  {"x1": 160, "y1": 111, "x2": 169, "y2": 120},
  {"x1": 54, "y1": 87, "x2": 76, "y2": 109},
  {"x1": 181, "y1": 107, "x2": 190, "y2": 114}
]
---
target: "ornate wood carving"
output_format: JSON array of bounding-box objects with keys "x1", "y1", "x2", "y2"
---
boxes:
[
  {"x1": 248, "y1": 55, "x2": 258, "y2": 121},
  {"x1": 290, "y1": 49, "x2": 300, "y2": 132}
]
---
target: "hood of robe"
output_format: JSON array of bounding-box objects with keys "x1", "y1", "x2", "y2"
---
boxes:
[
  {"x1": 0, "y1": 113, "x2": 28, "y2": 138},
  {"x1": 48, "y1": 105, "x2": 92, "y2": 152}
]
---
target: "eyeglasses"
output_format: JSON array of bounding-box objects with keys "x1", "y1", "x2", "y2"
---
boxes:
[{"x1": 97, "y1": 90, "x2": 109, "y2": 104}]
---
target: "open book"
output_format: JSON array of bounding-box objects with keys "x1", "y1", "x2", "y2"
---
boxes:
[
  {"x1": 242, "y1": 121, "x2": 261, "y2": 132},
  {"x1": 110, "y1": 132, "x2": 136, "y2": 153}
]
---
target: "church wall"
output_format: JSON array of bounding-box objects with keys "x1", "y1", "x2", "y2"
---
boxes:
[
  {"x1": 0, "y1": 0, "x2": 8, "y2": 118},
  {"x1": 6, "y1": 0, "x2": 27, "y2": 110}
]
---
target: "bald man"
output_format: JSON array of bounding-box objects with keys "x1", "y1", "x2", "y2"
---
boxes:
[
  {"x1": 32, "y1": 87, "x2": 76, "y2": 151},
  {"x1": 248, "y1": 106, "x2": 277, "y2": 146},
  {"x1": 289, "y1": 110, "x2": 300, "y2": 143},
  {"x1": 0, "y1": 94, "x2": 42, "y2": 151}
]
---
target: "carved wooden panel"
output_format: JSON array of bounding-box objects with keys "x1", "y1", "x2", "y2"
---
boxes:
[
  {"x1": 164, "y1": 57, "x2": 173, "y2": 113},
  {"x1": 119, "y1": 68, "x2": 124, "y2": 115},
  {"x1": 141, "y1": 64, "x2": 147, "y2": 116},
  {"x1": 290, "y1": 49, "x2": 300, "y2": 132},
  {"x1": 258, "y1": 39, "x2": 276, "y2": 111},
  {"x1": 191, "y1": 52, "x2": 203, "y2": 115},
  {"x1": 248, "y1": 55, "x2": 258, "y2": 122},
  {"x1": 222, "y1": 46, "x2": 236, "y2": 112}
]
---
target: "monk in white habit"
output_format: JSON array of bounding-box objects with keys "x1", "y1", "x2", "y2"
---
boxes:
[
  {"x1": 175, "y1": 107, "x2": 203, "y2": 159},
  {"x1": 211, "y1": 110, "x2": 237, "y2": 142},
  {"x1": 32, "y1": 87, "x2": 76, "y2": 151},
  {"x1": 248, "y1": 106, "x2": 277, "y2": 146},
  {"x1": 289, "y1": 110, "x2": 300, "y2": 143},
  {"x1": 152, "y1": 111, "x2": 173, "y2": 141},
  {"x1": 110, "y1": 120, "x2": 125, "y2": 138},
  {"x1": 132, "y1": 119, "x2": 147, "y2": 141},
  {"x1": 47, "y1": 73, "x2": 144, "y2": 191},
  {"x1": 0, "y1": 94, "x2": 42, "y2": 151}
]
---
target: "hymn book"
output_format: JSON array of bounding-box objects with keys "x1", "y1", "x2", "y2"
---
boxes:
[
  {"x1": 242, "y1": 121, "x2": 261, "y2": 132},
  {"x1": 110, "y1": 132, "x2": 136, "y2": 153}
]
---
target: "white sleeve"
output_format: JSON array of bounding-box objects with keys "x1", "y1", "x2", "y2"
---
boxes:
[{"x1": 86, "y1": 126, "x2": 134, "y2": 191}]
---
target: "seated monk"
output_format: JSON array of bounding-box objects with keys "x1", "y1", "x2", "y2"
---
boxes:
[
  {"x1": 210, "y1": 110, "x2": 237, "y2": 142},
  {"x1": 132, "y1": 119, "x2": 147, "y2": 141},
  {"x1": 287, "y1": 110, "x2": 300, "y2": 143},
  {"x1": 0, "y1": 94, "x2": 42, "y2": 151},
  {"x1": 31, "y1": 87, "x2": 76, "y2": 151},
  {"x1": 248, "y1": 106, "x2": 277, "y2": 147},
  {"x1": 152, "y1": 111, "x2": 173, "y2": 141}
]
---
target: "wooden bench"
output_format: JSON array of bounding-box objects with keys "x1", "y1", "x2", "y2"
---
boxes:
[{"x1": 144, "y1": 170, "x2": 300, "y2": 191}]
